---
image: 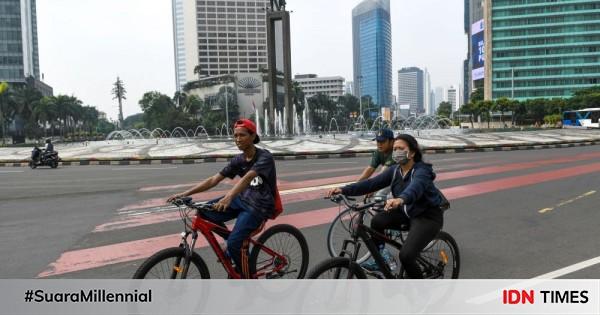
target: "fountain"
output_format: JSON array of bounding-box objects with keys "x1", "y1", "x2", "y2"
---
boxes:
[
  {"x1": 328, "y1": 118, "x2": 340, "y2": 134},
  {"x1": 303, "y1": 99, "x2": 311, "y2": 135},
  {"x1": 255, "y1": 108, "x2": 262, "y2": 136}
]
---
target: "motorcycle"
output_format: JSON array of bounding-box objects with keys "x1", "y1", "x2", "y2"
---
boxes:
[{"x1": 29, "y1": 146, "x2": 59, "y2": 169}]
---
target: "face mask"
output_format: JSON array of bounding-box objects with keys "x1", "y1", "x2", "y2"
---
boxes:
[{"x1": 393, "y1": 150, "x2": 410, "y2": 165}]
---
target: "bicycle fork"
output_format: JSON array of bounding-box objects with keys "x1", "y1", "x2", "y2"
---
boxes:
[{"x1": 173, "y1": 231, "x2": 198, "y2": 279}]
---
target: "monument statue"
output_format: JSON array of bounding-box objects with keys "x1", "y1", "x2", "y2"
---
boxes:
[{"x1": 270, "y1": 0, "x2": 286, "y2": 11}]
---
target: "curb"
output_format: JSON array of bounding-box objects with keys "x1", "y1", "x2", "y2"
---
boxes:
[{"x1": 2, "y1": 140, "x2": 600, "y2": 167}]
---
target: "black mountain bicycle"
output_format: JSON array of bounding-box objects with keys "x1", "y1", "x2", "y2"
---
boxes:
[{"x1": 308, "y1": 194, "x2": 460, "y2": 279}]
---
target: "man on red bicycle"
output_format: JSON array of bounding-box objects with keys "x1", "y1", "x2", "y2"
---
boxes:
[{"x1": 167, "y1": 118, "x2": 281, "y2": 278}]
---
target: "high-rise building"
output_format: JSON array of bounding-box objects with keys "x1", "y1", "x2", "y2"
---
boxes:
[
  {"x1": 172, "y1": 0, "x2": 269, "y2": 91},
  {"x1": 423, "y1": 68, "x2": 432, "y2": 115},
  {"x1": 352, "y1": 0, "x2": 393, "y2": 115},
  {"x1": 294, "y1": 74, "x2": 345, "y2": 101},
  {"x1": 0, "y1": 0, "x2": 51, "y2": 95},
  {"x1": 463, "y1": 0, "x2": 485, "y2": 104},
  {"x1": 445, "y1": 85, "x2": 460, "y2": 112},
  {"x1": 398, "y1": 67, "x2": 424, "y2": 115},
  {"x1": 1, "y1": 0, "x2": 38, "y2": 81},
  {"x1": 485, "y1": 0, "x2": 600, "y2": 100}
]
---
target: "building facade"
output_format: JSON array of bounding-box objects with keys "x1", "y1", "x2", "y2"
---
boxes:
[
  {"x1": 295, "y1": 74, "x2": 345, "y2": 101},
  {"x1": 423, "y1": 68, "x2": 432, "y2": 115},
  {"x1": 352, "y1": 0, "x2": 393, "y2": 114},
  {"x1": 1, "y1": 0, "x2": 39, "y2": 83},
  {"x1": 485, "y1": 0, "x2": 600, "y2": 100},
  {"x1": 398, "y1": 67, "x2": 424, "y2": 115},
  {"x1": 172, "y1": 0, "x2": 269, "y2": 91},
  {"x1": 463, "y1": 0, "x2": 485, "y2": 104},
  {"x1": 445, "y1": 85, "x2": 461, "y2": 112}
]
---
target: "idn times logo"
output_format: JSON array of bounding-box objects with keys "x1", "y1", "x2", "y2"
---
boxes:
[{"x1": 502, "y1": 289, "x2": 589, "y2": 305}]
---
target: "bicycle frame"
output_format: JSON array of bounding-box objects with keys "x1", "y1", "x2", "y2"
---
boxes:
[
  {"x1": 176, "y1": 208, "x2": 289, "y2": 279},
  {"x1": 337, "y1": 206, "x2": 446, "y2": 279}
]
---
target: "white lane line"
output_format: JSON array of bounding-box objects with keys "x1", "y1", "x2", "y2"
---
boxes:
[
  {"x1": 533, "y1": 255, "x2": 600, "y2": 279},
  {"x1": 468, "y1": 255, "x2": 600, "y2": 304},
  {"x1": 302, "y1": 162, "x2": 359, "y2": 165},
  {"x1": 111, "y1": 167, "x2": 178, "y2": 171},
  {"x1": 0, "y1": 170, "x2": 24, "y2": 173},
  {"x1": 280, "y1": 182, "x2": 354, "y2": 195}
]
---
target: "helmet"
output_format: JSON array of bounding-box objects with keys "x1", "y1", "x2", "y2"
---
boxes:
[{"x1": 45, "y1": 138, "x2": 51, "y2": 144}]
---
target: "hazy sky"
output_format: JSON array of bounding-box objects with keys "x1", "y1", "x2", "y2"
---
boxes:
[{"x1": 37, "y1": 0, "x2": 466, "y2": 121}]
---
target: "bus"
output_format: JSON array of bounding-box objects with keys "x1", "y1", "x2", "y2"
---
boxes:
[{"x1": 562, "y1": 108, "x2": 600, "y2": 129}]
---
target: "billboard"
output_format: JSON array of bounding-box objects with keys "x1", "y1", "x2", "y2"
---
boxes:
[{"x1": 471, "y1": 19, "x2": 485, "y2": 82}]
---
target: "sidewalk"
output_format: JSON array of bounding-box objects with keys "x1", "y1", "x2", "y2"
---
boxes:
[{"x1": 1, "y1": 129, "x2": 600, "y2": 167}]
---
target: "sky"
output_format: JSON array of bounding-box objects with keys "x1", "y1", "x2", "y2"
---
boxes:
[{"x1": 37, "y1": 0, "x2": 466, "y2": 121}]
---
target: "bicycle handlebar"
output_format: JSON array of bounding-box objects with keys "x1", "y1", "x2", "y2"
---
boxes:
[
  {"x1": 171, "y1": 197, "x2": 214, "y2": 211},
  {"x1": 325, "y1": 193, "x2": 383, "y2": 211}
]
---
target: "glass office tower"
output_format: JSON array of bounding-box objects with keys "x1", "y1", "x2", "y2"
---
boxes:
[
  {"x1": 487, "y1": 0, "x2": 600, "y2": 100},
  {"x1": 352, "y1": 0, "x2": 393, "y2": 114}
]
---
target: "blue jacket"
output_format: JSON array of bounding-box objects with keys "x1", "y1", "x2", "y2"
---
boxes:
[{"x1": 341, "y1": 162, "x2": 443, "y2": 218}]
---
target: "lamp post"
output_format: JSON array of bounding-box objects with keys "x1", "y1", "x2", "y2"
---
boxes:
[
  {"x1": 358, "y1": 75, "x2": 363, "y2": 120},
  {"x1": 511, "y1": 67, "x2": 515, "y2": 99}
]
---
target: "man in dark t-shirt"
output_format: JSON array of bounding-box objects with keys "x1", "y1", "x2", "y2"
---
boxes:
[
  {"x1": 358, "y1": 128, "x2": 395, "y2": 181},
  {"x1": 167, "y1": 119, "x2": 278, "y2": 278},
  {"x1": 356, "y1": 128, "x2": 395, "y2": 200}
]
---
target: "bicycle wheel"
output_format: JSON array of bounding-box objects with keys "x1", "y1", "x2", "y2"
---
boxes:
[
  {"x1": 327, "y1": 208, "x2": 373, "y2": 263},
  {"x1": 398, "y1": 231, "x2": 460, "y2": 279},
  {"x1": 249, "y1": 224, "x2": 309, "y2": 279},
  {"x1": 307, "y1": 257, "x2": 367, "y2": 279},
  {"x1": 132, "y1": 247, "x2": 210, "y2": 279}
]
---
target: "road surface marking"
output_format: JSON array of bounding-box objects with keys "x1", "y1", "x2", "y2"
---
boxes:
[
  {"x1": 538, "y1": 190, "x2": 596, "y2": 213},
  {"x1": 111, "y1": 167, "x2": 178, "y2": 171}
]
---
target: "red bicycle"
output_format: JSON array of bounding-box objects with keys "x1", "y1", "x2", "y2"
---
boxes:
[{"x1": 132, "y1": 197, "x2": 309, "y2": 279}]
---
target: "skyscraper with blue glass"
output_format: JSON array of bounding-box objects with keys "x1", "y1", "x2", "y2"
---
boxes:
[{"x1": 352, "y1": 0, "x2": 393, "y2": 116}]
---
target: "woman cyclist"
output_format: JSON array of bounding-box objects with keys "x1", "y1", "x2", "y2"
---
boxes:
[{"x1": 327, "y1": 134, "x2": 445, "y2": 279}]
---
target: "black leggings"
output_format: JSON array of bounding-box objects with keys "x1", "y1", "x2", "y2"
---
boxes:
[{"x1": 370, "y1": 209, "x2": 443, "y2": 279}]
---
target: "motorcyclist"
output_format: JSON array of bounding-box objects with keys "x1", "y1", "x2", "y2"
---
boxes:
[{"x1": 43, "y1": 139, "x2": 54, "y2": 159}]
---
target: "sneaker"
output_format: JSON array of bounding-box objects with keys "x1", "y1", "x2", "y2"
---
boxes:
[{"x1": 360, "y1": 248, "x2": 397, "y2": 272}]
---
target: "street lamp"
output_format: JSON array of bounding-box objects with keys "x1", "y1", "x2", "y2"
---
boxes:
[{"x1": 358, "y1": 75, "x2": 363, "y2": 120}]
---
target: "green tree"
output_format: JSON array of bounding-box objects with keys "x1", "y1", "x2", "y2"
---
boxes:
[
  {"x1": 180, "y1": 94, "x2": 203, "y2": 118},
  {"x1": 123, "y1": 113, "x2": 145, "y2": 130},
  {"x1": 216, "y1": 86, "x2": 240, "y2": 122},
  {"x1": 470, "y1": 87, "x2": 484, "y2": 103},
  {"x1": 112, "y1": 77, "x2": 127, "y2": 129},
  {"x1": 33, "y1": 96, "x2": 57, "y2": 137},
  {"x1": 479, "y1": 100, "x2": 493, "y2": 128},
  {"x1": 460, "y1": 102, "x2": 480, "y2": 129},
  {"x1": 81, "y1": 106, "x2": 99, "y2": 135},
  {"x1": 12, "y1": 84, "x2": 42, "y2": 125},
  {"x1": 139, "y1": 91, "x2": 177, "y2": 130},
  {"x1": 436, "y1": 102, "x2": 452, "y2": 118},
  {"x1": 494, "y1": 97, "x2": 511, "y2": 125},
  {"x1": 292, "y1": 81, "x2": 306, "y2": 115},
  {"x1": 568, "y1": 86, "x2": 600, "y2": 109},
  {"x1": 525, "y1": 98, "x2": 547, "y2": 126},
  {"x1": 0, "y1": 82, "x2": 12, "y2": 144},
  {"x1": 53, "y1": 95, "x2": 83, "y2": 137}
]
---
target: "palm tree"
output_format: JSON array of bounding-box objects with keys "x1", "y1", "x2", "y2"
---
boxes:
[
  {"x1": 0, "y1": 82, "x2": 12, "y2": 144},
  {"x1": 12, "y1": 84, "x2": 42, "y2": 124},
  {"x1": 33, "y1": 96, "x2": 57, "y2": 137},
  {"x1": 112, "y1": 77, "x2": 127, "y2": 129}
]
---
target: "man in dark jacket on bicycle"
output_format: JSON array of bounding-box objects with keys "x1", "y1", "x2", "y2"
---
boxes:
[{"x1": 167, "y1": 119, "x2": 280, "y2": 278}]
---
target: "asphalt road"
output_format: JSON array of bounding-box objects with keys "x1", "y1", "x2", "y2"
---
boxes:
[{"x1": 1, "y1": 145, "x2": 599, "y2": 279}]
